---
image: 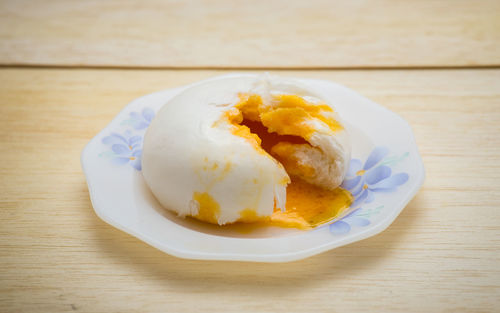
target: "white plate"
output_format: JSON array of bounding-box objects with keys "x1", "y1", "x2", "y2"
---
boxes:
[{"x1": 81, "y1": 75, "x2": 425, "y2": 262}]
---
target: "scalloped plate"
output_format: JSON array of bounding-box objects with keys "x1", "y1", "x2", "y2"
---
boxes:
[{"x1": 81, "y1": 74, "x2": 425, "y2": 262}]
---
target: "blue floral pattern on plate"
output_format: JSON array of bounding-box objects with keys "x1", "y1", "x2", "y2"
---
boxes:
[
  {"x1": 100, "y1": 108, "x2": 155, "y2": 170},
  {"x1": 121, "y1": 107, "x2": 155, "y2": 130},
  {"x1": 329, "y1": 206, "x2": 382, "y2": 234},
  {"x1": 330, "y1": 147, "x2": 409, "y2": 235}
]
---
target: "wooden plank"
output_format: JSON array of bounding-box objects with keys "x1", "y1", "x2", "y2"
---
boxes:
[
  {"x1": 0, "y1": 68, "x2": 499, "y2": 312},
  {"x1": 0, "y1": 0, "x2": 499, "y2": 68}
]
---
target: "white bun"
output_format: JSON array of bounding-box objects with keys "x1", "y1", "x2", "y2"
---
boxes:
[{"x1": 142, "y1": 74, "x2": 350, "y2": 225}]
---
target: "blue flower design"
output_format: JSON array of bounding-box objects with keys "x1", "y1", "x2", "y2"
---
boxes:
[
  {"x1": 329, "y1": 208, "x2": 370, "y2": 235},
  {"x1": 102, "y1": 130, "x2": 143, "y2": 170},
  {"x1": 123, "y1": 107, "x2": 155, "y2": 130},
  {"x1": 328, "y1": 147, "x2": 410, "y2": 236},
  {"x1": 100, "y1": 107, "x2": 156, "y2": 170},
  {"x1": 329, "y1": 206, "x2": 384, "y2": 235},
  {"x1": 341, "y1": 147, "x2": 409, "y2": 207}
]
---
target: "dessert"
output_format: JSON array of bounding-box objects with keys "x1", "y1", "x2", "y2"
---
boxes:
[{"x1": 142, "y1": 74, "x2": 353, "y2": 229}]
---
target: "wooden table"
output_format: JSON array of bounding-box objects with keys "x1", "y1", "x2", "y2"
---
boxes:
[{"x1": 1, "y1": 1, "x2": 499, "y2": 312}]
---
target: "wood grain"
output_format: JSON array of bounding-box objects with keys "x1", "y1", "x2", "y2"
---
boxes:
[
  {"x1": 1, "y1": 0, "x2": 499, "y2": 68},
  {"x1": 0, "y1": 68, "x2": 499, "y2": 312}
]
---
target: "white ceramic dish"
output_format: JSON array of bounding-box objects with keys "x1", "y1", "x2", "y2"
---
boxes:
[{"x1": 81, "y1": 74, "x2": 425, "y2": 263}]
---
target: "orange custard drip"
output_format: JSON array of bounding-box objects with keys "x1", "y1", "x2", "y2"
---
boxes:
[
  {"x1": 193, "y1": 191, "x2": 220, "y2": 224},
  {"x1": 269, "y1": 179, "x2": 353, "y2": 229},
  {"x1": 232, "y1": 179, "x2": 353, "y2": 230}
]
